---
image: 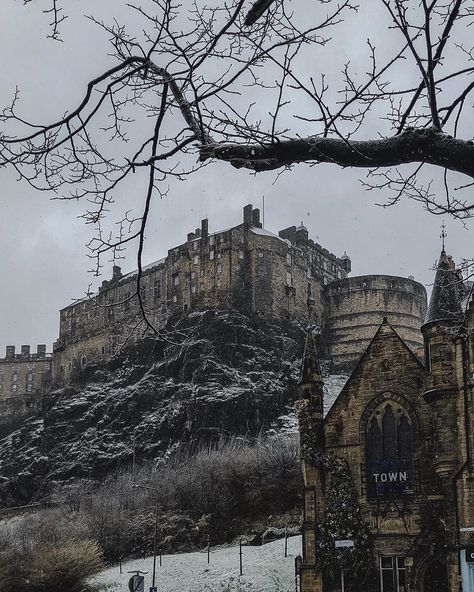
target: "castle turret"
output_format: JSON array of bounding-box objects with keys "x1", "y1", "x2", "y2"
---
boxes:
[
  {"x1": 422, "y1": 248, "x2": 464, "y2": 478},
  {"x1": 297, "y1": 331, "x2": 325, "y2": 592},
  {"x1": 295, "y1": 222, "x2": 309, "y2": 246},
  {"x1": 340, "y1": 251, "x2": 351, "y2": 274}
]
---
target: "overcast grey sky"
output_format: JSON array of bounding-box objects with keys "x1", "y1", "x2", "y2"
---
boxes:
[{"x1": 0, "y1": 1, "x2": 471, "y2": 353}]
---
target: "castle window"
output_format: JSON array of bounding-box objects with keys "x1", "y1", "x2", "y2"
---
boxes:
[
  {"x1": 425, "y1": 340, "x2": 432, "y2": 373},
  {"x1": 209, "y1": 236, "x2": 215, "y2": 246},
  {"x1": 209, "y1": 251, "x2": 215, "y2": 261},
  {"x1": 258, "y1": 251, "x2": 264, "y2": 258},
  {"x1": 238, "y1": 249, "x2": 244, "y2": 260},
  {"x1": 217, "y1": 264, "x2": 222, "y2": 274},
  {"x1": 193, "y1": 240, "x2": 199, "y2": 251},
  {"x1": 217, "y1": 279, "x2": 222, "y2": 288},
  {"x1": 367, "y1": 402, "x2": 414, "y2": 497},
  {"x1": 191, "y1": 271, "x2": 196, "y2": 280},
  {"x1": 193, "y1": 255, "x2": 199, "y2": 265},
  {"x1": 11, "y1": 384, "x2": 18, "y2": 395},
  {"x1": 81, "y1": 356, "x2": 87, "y2": 366},
  {"x1": 27, "y1": 372, "x2": 33, "y2": 382},
  {"x1": 217, "y1": 251, "x2": 222, "y2": 259},
  {"x1": 12, "y1": 372, "x2": 17, "y2": 382},
  {"x1": 192, "y1": 285, "x2": 197, "y2": 294},
  {"x1": 27, "y1": 383, "x2": 33, "y2": 393},
  {"x1": 379, "y1": 556, "x2": 406, "y2": 592},
  {"x1": 306, "y1": 267, "x2": 311, "y2": 279},
  {"x1": 286, "y1": 253, "x2": 292, "y2": 266},
  {"x1": 286, "y1": 272, "x2": 293, "y2": 287},
  {"x1": 173, "y1": 273, "x2": 180, "y2": 286}
]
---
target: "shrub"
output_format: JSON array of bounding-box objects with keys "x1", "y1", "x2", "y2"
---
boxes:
[{"x1": 29, "y1": 539, "x2": 104, "y2": 592}]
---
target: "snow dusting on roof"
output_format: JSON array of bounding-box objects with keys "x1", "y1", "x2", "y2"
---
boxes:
[
  {"x1": 122, "y1": 257, "x2": 166, "y2": 280},
  {"x1": 250, "y1": 227, "x2": 285, "y2": 241}
]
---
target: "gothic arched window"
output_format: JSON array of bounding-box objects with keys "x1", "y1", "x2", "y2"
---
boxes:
[{"x1": 366, "y1": 402, "x2": 414, "y2": 497}]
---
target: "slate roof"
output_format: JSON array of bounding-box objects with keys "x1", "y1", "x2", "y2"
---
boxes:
[{"x1": 423, "y1": 250, "x2": 464, "y2": 327}]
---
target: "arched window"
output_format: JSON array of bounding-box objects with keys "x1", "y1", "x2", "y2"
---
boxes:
[{"x1": 366, "y1": 402, "x2": 414, "y2": 497}]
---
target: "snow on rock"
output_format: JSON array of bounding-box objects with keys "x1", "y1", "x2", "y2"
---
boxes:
[
  {"x1": 93, "y1": 535, "x2": 302, "y2": 592},
  {"x1": 0, "y1": 309, "x2": 347, "y2": 506}
]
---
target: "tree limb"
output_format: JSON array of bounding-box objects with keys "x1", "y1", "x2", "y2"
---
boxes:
[{"x1": 200, "y1": 129, "x2": 474, "y2": 179}]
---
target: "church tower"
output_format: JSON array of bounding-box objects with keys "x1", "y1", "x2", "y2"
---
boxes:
[
  {"x1": 421, "y1": 245, "x2": 464, "y2": 479},
  {"x1": 297, "y1": 331, "x2": 325, "y2": 592}
]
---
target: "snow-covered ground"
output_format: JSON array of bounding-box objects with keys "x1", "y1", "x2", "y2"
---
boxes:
[{"x1": 94, "y1": 536, "x2": 302, "y2": 592}]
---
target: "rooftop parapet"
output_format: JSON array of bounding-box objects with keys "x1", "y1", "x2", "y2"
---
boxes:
[{"x1": 0, "y1": 344, "x2": 51, "y2": 363}]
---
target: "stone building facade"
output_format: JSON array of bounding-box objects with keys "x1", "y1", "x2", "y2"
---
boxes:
[
  {"x1": 52, "y1": 204, "x2": 427, "y2": 383},
  {"x1": 0, "y1": 345, "x2": 52, "y2": 413},
  {"x1": 298, "y1": 249, "x2": 474, "y2": 592}
]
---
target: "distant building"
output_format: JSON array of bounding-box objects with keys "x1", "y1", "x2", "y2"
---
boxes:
[
  {"x1": 298, "y1": 248, "x2": 474, "y2": 592},
  {"x1": 0, "y1": 344, "x2": 52, "y2": 413},
  {"x1": 52, "y1": 204, "x2": 427, "y2": 383}
]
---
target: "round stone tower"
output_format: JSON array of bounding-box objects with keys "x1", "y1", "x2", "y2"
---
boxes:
[{"x1": 325, "y1": 275, "x2": 427, "y2": 372}]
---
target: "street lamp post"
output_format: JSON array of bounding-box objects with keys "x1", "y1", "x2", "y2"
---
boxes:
[{"x1": 133, "y1": 484, "x2": 160, "y2": 591}]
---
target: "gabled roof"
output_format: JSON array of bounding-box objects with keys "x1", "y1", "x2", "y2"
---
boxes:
[
  {"x1": 324, "y1": 318, "x2": 425, "y2": 423},
  {"x1": 423, "y1": 250, "x2": 463, "y2": 327}
]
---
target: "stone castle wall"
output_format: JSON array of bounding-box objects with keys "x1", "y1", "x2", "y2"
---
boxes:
[
  {"x1": 325, "y1": 275, "x2": 427, "y2": 372},
  {"x1": 52, "y1": 205, "x2": 429, "y2": 384},
  {"x1": 53, "y1": 205, "x2": 350, "y2": 383},
  {"x1": 0, "y1": 345, "x2": 52, "y2": 412}
]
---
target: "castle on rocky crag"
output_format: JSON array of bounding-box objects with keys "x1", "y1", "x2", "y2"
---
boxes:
[{"x1": 51, "y1": 204, "x2": 428, "y2": 383}]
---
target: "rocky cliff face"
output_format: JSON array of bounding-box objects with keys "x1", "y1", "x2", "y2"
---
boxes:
[{"x1": 0, "y1": 310, "x2": 308, "y2": 505}]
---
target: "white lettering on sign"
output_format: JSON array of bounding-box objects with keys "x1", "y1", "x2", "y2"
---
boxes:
[
  {"x1": 335, "y1": 540, "x2": 354, "y2": 548},
  {"x1": 460, "y1": 527, "x2": 474, "y2": 532},
  {"x1": 372, "y1": 471, "x2": 408, "y2": 483}
]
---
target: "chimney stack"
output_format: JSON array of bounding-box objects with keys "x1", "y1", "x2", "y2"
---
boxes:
[
  {"x1": 37, "y1": 344, "x2": 46, "y2": 358},
  {"x1": 5, "y1": 346, "x2": 15, "y2": 360},
  {"x1": 243, "y1": 204, "x2": 253, "y2": 226},
  {"x1": 21, "y1": 345, "x2": 30, "y2": 359},
  {"x1": 252, "y1": 208, "x2": 262, "y2": 228},
  {"x1": 201, "y1": 218, "x2": 209, "y2": 238},
  {"x1": 112, "y1": 265, "x2": 122, "y2": 281}
]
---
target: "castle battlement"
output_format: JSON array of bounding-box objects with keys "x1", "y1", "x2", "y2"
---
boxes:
[
  {"x1": 0, "y1": 344, "x2": 52, "y2": 411},
  {"x1": 0, "y1": 344, "x2": 51, "y2": 363},
  {"x1": 51, "y1": 204, "x2": 427, "y2": 383}
]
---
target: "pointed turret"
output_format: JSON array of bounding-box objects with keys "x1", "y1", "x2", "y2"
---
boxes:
[
  {"x1": 298, "y1": 330, "x2": 324, "y2": 420},
  {"x1": 423, "y1": 249, "x2": 463, "y2": 328},
  {"x1": 299, "y1": 330, "x2": 323, "y2": 386},
  {"x1": 296, "y1": 330, "x2": 325, "y2": 592},
  {"x1": 422, "y1": 245, "x2": 463, "y2": 479}
]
